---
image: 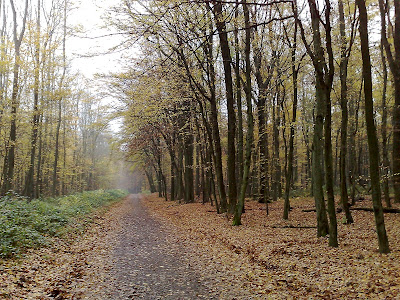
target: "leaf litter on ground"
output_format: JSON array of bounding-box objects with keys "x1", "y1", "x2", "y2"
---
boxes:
[
  {"x1": 142, "y1": 194, "x2": 400, "y2": 299},
  {"x1": 1, "y1": 193, "x2": 399, "y2": 299}
]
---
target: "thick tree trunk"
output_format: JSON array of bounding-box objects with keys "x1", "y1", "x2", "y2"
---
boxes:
[
  {"x1": 303, "y1": 0, "x2": 330, "y2": 237},
  {"x1": 257, "y1": 92, "x2": 269, "y2": 204},
  {"x1": 254, "y1": 50, "x2": 273, "y2": 205},
  {"x1": 212, "y1": 0, "x2": 237, "y2": 212},
  {"x1": 145, "y1": 169, "x2": 156, "y2": 193},
  {"x1": 2, "y1": 54, "x2": 18, "y2": 195}
]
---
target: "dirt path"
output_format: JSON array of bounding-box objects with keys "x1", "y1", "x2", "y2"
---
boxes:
[
  {"x1": 1, "y1": 194, "x2": 216, "y2": 299},
  {"x1": 80, "y1": 194, "x2": 212, "y2": 299}
]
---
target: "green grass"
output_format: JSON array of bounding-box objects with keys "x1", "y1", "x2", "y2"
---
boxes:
[{"x1": 0, "y1": 189, "x2": 128, "y2": 259}]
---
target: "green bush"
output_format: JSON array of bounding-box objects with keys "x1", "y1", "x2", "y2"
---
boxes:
[{"x1": 0, "y1": 189, "x2": 128, "y2": 258}]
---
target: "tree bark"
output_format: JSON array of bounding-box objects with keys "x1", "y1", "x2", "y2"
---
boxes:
[
  {"x1": 234, "y1": 0, "x2": 243, "y2": 194},
  {"x1": 24, "y1": 0, "x2": 41, "y2": 198},
  {"x1": 298, "y1": 0, "x2": 330, "y2": 237},
  {"x1": 380, "y1": 41, "x2": 391, "y2": 207},
  {"x1": 338, "y1": 0, "x2": 353, "y2": 223},
  {"x1": 283, "y1": 18, "x2": 299, "y2": 219},
  {"x1": 52, "y1": 0, "x2": 67, "y2": 197},
  {"x1": 378, "y1": 0, "x2": 400, "y2": 203},
  {"x1": 212, "y1": 0, "x2": 237, "y2": 212},
  {"x1": 1, "y1": 0, "x2": 28, "y2": 195},
  {"x1": 233, "y1": 0, "x2": 253, "y2": 225},
  {"x1": 357, "y1": 0, "x2": 390, "y2": 253}
]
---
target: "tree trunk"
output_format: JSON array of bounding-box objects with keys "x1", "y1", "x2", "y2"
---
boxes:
[
  {"x1": 24, "y1": 0, "x2": 41, "y2": 198},
  {"x1": 257, "y1": 91, "x2": 269, "y2": 204},
  {"x1": 234, "y1": 0, "x2": 243, "y2": 193},
  {"x1": 380, "y1": 46, "x2": 391, "y2": 207},
  {"x1": 338, "y1": 0, "x2": 354, "y2": 222},
  {"x1": 52, "y1": 0, "x2": 67, "y2": 197},
  {"x1": 357, "y1": 0, "x2": 390, "y2": 253},
  {"x1": 378, "y1": 0, "x2": 400, "y2": 203},
  {"x1": 212, "y1": 0, "x2": 237, "y2": 212},
  {"x1": 301, "y1": 0, "x2": 330, "y2": 237},
  {"x1": 195, "y1": 141, "x2": 200, "y2": 197},
  {"x1": 145, "y1": 169, "x2": 156, "y2": 193},
  {"x1": 283, "y1": 27, "x2": 299, "y2": 219},
  {"x1": 1, "y1": 0, "x2": 28, "y2": 195},
  {"x1": 184, "y1": 120, "x2": 194, "y2": 203},
  {"x1": 233, "y1": 0, "x2": 253, "y2": 225}
]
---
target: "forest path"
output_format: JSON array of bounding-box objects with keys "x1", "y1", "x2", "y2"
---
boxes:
[{"x1": 81, "y1": 194, "x2": 211, "y2": 299}]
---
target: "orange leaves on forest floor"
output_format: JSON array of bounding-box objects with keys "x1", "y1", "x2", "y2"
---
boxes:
[{"x1": 143, "y1": 194, "x2": 400, "y2": 299}]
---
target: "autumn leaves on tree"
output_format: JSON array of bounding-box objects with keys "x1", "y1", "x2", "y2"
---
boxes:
[
  {"x1": 0, "y1": 0, "x2": 120, "y2": 198},
  {"x1": 110, "y1": 0, "x2": 400, "y2": 254}
]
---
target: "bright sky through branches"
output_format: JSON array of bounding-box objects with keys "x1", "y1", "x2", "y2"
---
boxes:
[{"x1": 68, "y1": 0, "x2": 123, "y2": 78}]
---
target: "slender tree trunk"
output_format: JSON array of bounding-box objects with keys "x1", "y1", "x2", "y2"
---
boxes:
[
  {"x1": 380, "y1": 38, "x2": 391, "y2": 207},
  {"x1": 184, "y1": 118, "x2": 194, "y2": 203},
  {"x1": 283, "y1": 32, "x2": 299, "y2": 219},
  {"x1": 24, "y1": 0, "x2": 41, "y2": 198},
  {"x1": 357, "y1": 0, "x2": 390, "y2": 253},
  {"x1": 324, "y1": 85, "x2": 338, "y2": 247},
  {"x1": 52, "y1": 98, "x2": 62, "y2": 196},
  {"x1": 1, "y1": 0, "x2": 28, "y2": 195},
  {"x1": 273, "y1": 86, "x2": 282, "y2": 202},
  {"x1": 52, "y1": 0, "x2": 67, "y2": 197},
  {"x1": 337, "y1": 0, "x2": 354, "y2": 223},
  {"x1": 234, "y1": 0, "x2": 243, "y2": 193},
  {"x1": 170, "y1": 160, "x2": 175, "y2": 201},
  {"x1": 233, "y1": 0, "x2": 253, "y2": 225}
]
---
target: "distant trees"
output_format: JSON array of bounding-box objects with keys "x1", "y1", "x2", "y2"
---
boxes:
[
  {"x1": 2, "y1": 0, "x2": 29, "y2": 195},
  {"x1": 110, "y1": 0, "x2": 397, "y2": 253},
  {"x1": 0, "y1": 0, "x2": 118, "y2": 198}
]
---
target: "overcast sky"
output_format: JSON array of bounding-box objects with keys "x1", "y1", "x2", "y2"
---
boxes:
[
  {"x1": 68, "y1": 0, "x2": 124, "y2": 78},
  {"x1": 67, "y1": 0, "x2": 130, "y2": 131}
]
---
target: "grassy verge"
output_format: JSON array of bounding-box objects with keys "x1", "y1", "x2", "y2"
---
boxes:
[{"x1": 0, "y1": 189, "x2": 128, "y2": 258}]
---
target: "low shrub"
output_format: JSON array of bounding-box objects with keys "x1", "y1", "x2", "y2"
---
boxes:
[{"x1": 0, "y1": 189, "x2": 128, "y2": 258}]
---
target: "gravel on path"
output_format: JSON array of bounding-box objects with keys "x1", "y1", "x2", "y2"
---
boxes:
[{"x1": 82, "y1": 194, "x2": 213, "y2": 299}]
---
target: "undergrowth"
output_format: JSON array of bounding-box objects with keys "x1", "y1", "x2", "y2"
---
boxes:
[{"x1": 0, "y1": 189, "x2": 128, "y2": 258}]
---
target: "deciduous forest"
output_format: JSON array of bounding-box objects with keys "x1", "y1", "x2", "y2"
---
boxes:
[
  {"x1": 1, "y1": 0, "x2": 400, "y2": 298},
  {"x1": 115, "y1": 0, "x2": 399, "y2": 251}
]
